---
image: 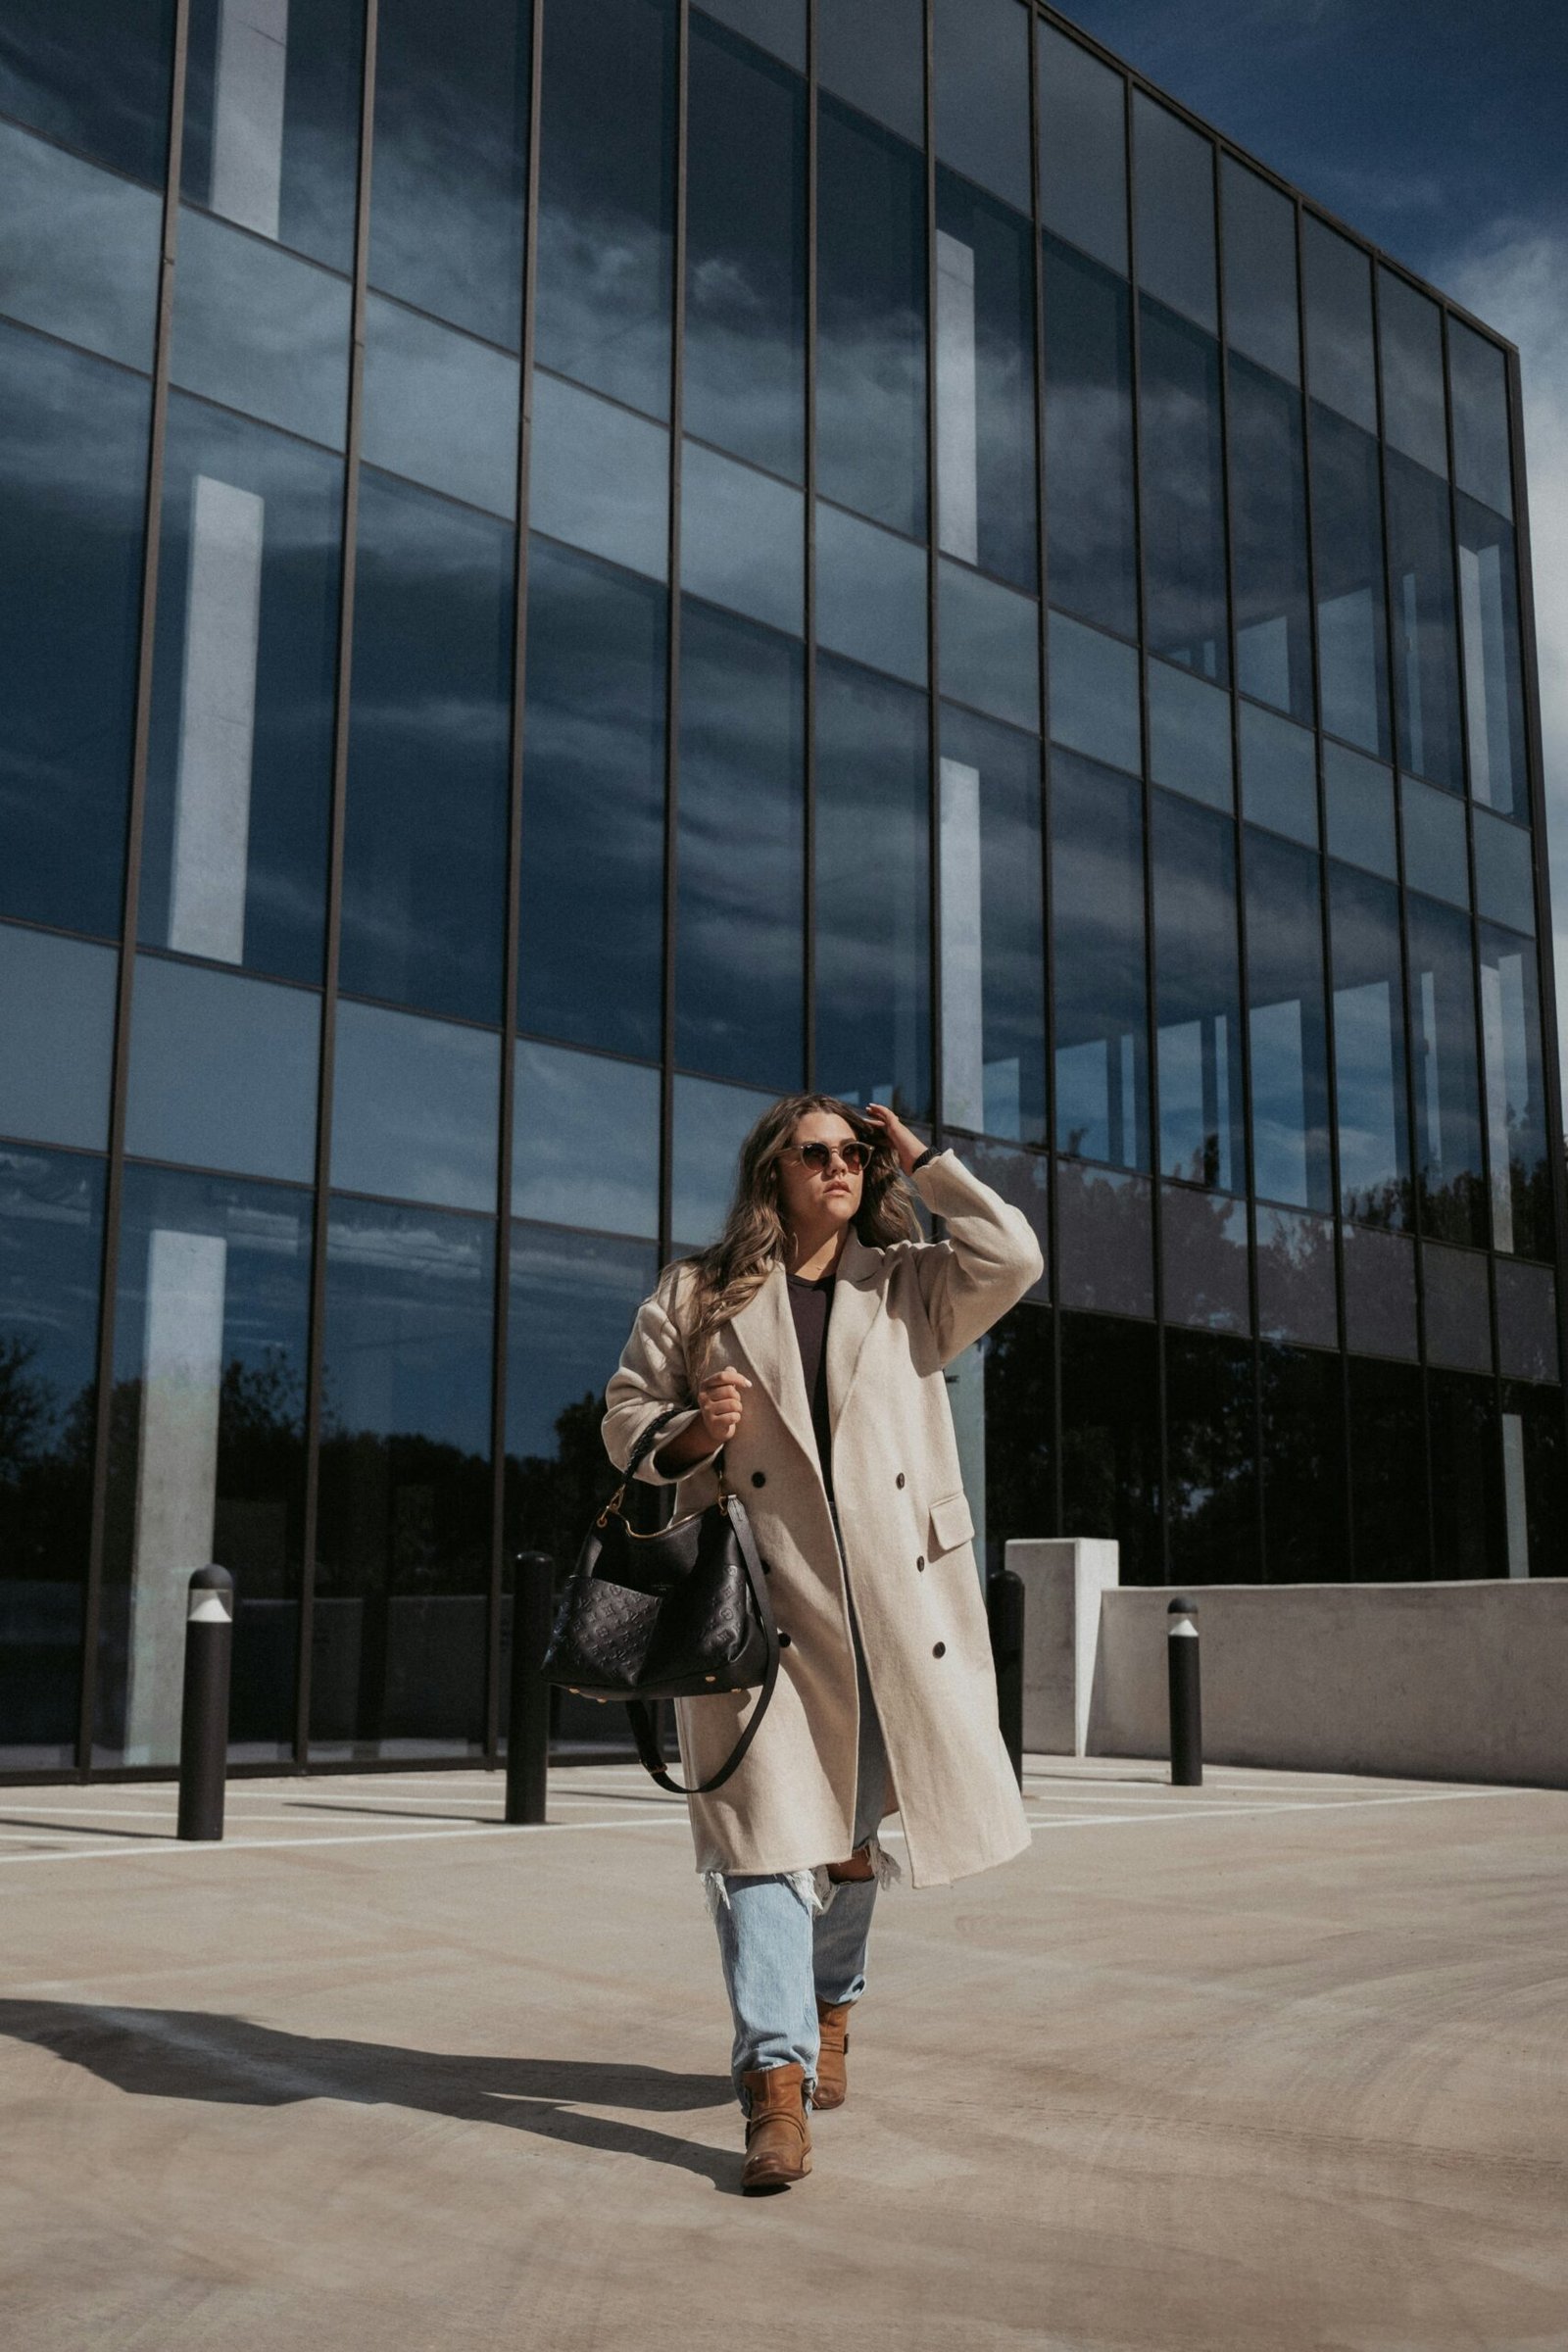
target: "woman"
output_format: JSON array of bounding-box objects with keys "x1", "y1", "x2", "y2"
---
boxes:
[{"x1": 602, "y1": 1094, "x2": 1042, "y2": 2193}]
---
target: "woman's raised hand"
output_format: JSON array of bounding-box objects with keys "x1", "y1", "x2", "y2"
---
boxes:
[
  {"x1": 861, "y1": 1101, "x2": 927, "y2": 1176},
  {"x1": 698, "y1": 1366, "x2": 752, "y2": 1446}
]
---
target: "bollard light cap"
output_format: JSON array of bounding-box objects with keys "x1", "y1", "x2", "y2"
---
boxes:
[
  {"x1": 188, "y1": 1563, "x2": 234, "y2": 1593},
  {"x1": 1166, "y1": 1594, "x2": 1198, "y2": 1615}
]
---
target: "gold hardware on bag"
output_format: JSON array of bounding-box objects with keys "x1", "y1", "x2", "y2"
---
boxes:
[
  {"x1": 596, "y1": 1484, "x2": 627, "y2": 1528},
  {"x1": 705, "y1": 1674, "x2": 717, "y2": 1684}
]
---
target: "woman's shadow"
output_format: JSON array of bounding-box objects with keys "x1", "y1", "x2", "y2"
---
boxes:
[{"x1": 0, "y1": 1999, "x2": 740, "y2": 2192}]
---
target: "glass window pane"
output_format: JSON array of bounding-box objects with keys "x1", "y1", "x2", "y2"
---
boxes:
[
  {"x1": 519, "y1": 537, "x2": 666, "y2": 1060},
  {"x1": 1221, "y1": 159, "x2": 1298, "y2": 382},
  {"x1": 124, "y1": 954, "x2": 318, "y2": 1182},
  {"x1": 939, "y1": 704, "x2": 1044, "y2": 1144},
  {"x1": 1401, "y1": 775, "x2": 1469, "y2": 907},
  {"x1": 96, "y1": 1166, "x2": 310, "y2": 1766},
  {"x1": 680, "y1": 440, "x2": 803, "y2": 636},
  {"x1": 1229, "y1": 354, "x2": 1313, "y2": 722},
  {"x1": 1051, "y1": 749, "x2": 1149, "y2": 1172},
  {"x1": 815, "y1": 658, "x2": 930, "y2": 1119},
  {"x1": 932, "y1": 0, "x2": 1030, "y2": 216},
  {"x1": 1423, "y1": 1241, "x2": 1491, "y2": 1375},
  {"x1": 684, "y1": 16, "x2": 806, "y2": 479},
  {"x1": 1378, "y1": 269, "x2": 1447, "y2": 477},
  {"x1": 1246, "y1": 830, "x2": 1332, "y2": 1210},
  {"x1": 1323, "y1": 740, "x2": 1396, "y2": 879},
  {"x1": 362, "y1": 297, "x2": 519, "y2": 517},
  {"x1": 332, "y1": 1000, "x2": 499, "y2": 1212},
  {"x1": 0, "y1": 325, "x2": 149, "y2": 939},
  {"x1": 313, "y1": 1197, "x2": 493, "y2": 1758},
  {"x1": 0, "y1": 1145, "x2": 104, "y2": 1767},
  {"x1": 1311, "y1": 403, "x2": 1391, "y2": 760},
  {"x1": 171, "y1": 205, "x2": 352, "y2": 448},
  {"x1": 1148, "y1": 661, "x2": 1233, "y2": 811},
  {"x1": 1038, "y1": 27, "x2": 1126, "y2": 275},
  {"x1": 183, "y1": 0, "x2": 363, "y2": 273},
  {"x1": 1133, "y1": 96, "x2": 1216, "y2": 332},
  {"x1": 815, "y1": 502, "x2": 927, "y2": 686},
  {"x1": 816, "y1": 100, "x2": 927, "y2": 539},
  {"x1": 342, "y1": 470, "x2": 513, "y2": 1023},
  {"x1": 1301, "y1": 218, "x2": 1376, "y2": 432},
  {"x1": 142, "y1": 395, "x2": 341, "y2": 985},
  {"x1": 1255, "y1": 1209, "x2": 1338, "y2": 1350},
  {"x1": 1428, "y1": 1368, "x2": 1504, "y2": 1575},
  {"x1": 0, "y1": 118, "x2": 161, "y2": 368},
  {"x1": 1330, "y1": 863, "x2": 1412, "y2": 1229},
  {"x1": 1473, "y1": 808, "x2": 1534, "y2": 935},
  {"x1": 936, "y1": 168, "x2": 1037, "y2": 589},
  {"x1": 505, "y1": 1225, "x2": 659, "y2": 1572},
  {"x1": 1387, "y1": 450, "x2": 1463, "y2": 793},
  {"x1": 1259, "y1": 1344, "x2": 1347, "y2": 1575},
  {"x1": 966, "y1": 1139, "x2": 1049, "y2": 1298},
  {"x1": 1342, "y1": 1225, "x2": 1418, "y2": 1359},
  {"x1": 1048, "y1": 612, "x2": 1141, "y2": 775},
  {"x1": 671, "y1": 1074, "x2": 777, "y2": 1251},
  {"x1": 1055, "y1": 1164, "x2": 1153, "y2": 1318},
  {"x1": 1406, "y1": 892, "x2": 1486, "y2": 1247},
  {"x1": 1240, "y1": 705, "x2": 1317, "y2": 848},
  {"x1": 1059, "y1": 1310, "x2": 1160, "y2": 1579},
  {"x1": 0, "y1": 925, "x2": 117, "y2": 1152},
  {"x1": 1152, "y1": 792, "x2": 1245, "y2": 1195},
  {"x1": 1042, "y1": 236, "x2": 1137, "y2": 640},
  {"x1": 981, "y1": 1297, "x2": 1050, "y2": 1569},
  {"x1": 695, "y1": 0, "x2": 803, "y2": 71},
  {"x1": 1139, "y1": 298, "x2": 1229, "y2": 681},
  {"x1": 1348, "y1": 1352, "x2": 1427, "y2": 1569},
  {"x1": 0, "y1": 0, "x2": 174, "y2": 181},
  {"x1": 369, "y1": 0, "x2": 528, "y2": 348},
  {"x1": 939, "y1": 560, "x2": 1039, "y2": 733},
  {"x1": 528, "y1": 370, "x2": 669, "y2": 583},
  {"x1": 512, "y1": 1043, "x2": 659, "y2": 1237},
  {"x1": 1449, "y1": 321, "x2": 1513, "y2": 519},
  {"x1": 536, "y1": 0, "x2": 676, "y2": 416},
  {"x1": 1162, "y1": 1181, "x2": 1250, "y2": 1334},
  {"x1": 1457, "y1": 490, "x2": 1528, "y2": 818},
  {"x1": 1165, "y1": 1329, "x2": 1259, "y2": 1581},
  {"x1": 676, "y1": 600, "x2": 804, "y2": 1088},
  {"x1": 1479, "y1": 921, "x2": 1552, "y2": 1261},
  {"x1": 818, "y1": 0, "x2": 923, "y2": 145},
  {"x1": 1496, "y1": 1262, "x2": 1557, "y2": 1384}
]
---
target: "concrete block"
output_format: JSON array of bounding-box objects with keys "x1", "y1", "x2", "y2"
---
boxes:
[{"x1": 1005, "y1": 1538, "x2": 1119, "y2": 1754}]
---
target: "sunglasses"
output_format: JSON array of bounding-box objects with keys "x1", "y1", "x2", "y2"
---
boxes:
[{"x1": 783, "y1": 1140, "x2": 875, "y2": 1175}]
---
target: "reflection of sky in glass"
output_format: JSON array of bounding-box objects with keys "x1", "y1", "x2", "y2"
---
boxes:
[
  {"x1": 171, "y1": 206, "x2": 351, "y2": 450},
  {"x1": 671, "y1": 1074, "x2": 779, "y2": 1250},
  {"x1": 681, "y1": 441, "x2": 802, "y2": 636},
  {"x1": 529, "y1": 371, "x2": 669, "y2": 582},
  {"x1": 512, "y1": 1040, "x2": 659, "y2": 1238},
  {"x1": 0, "y1": 924, "x2": 118, "y2": 1153},
  {"x1": 363, "y1": 295, "x2": 519, "y2": 518},
  {"x1": 814, "y1": 503, "x2": 926, "y2": 686},
  {"x1": 0, "y1": 119, "x2": 161, "y2": 368},
  {"x1": 331, "y1": 999, "x2": 500, "y2": 1213},
  {"x1": 506, "y1": 1224, "x2": 657, "y2": 1461},
  {"x1": 321, "y1": 1196, "x2": 494, "y2": 1453},
  {"x1": 125, "y1": 955, "x2": 319, "y2": 1184}
]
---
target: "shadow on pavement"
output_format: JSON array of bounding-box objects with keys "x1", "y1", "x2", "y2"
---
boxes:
[{"x1": 0, "y1": 2000, "x2": 742, "y2": 2192}]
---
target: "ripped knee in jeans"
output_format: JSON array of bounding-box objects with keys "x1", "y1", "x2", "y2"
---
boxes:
[{"x1": 824, "y1": 1840, "x2": 876, "y2": 1884}]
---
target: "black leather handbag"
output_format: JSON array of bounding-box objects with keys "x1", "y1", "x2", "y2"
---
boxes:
[{"x1": 540, "y1": 1403, "x2": 780, "y2": 1795}]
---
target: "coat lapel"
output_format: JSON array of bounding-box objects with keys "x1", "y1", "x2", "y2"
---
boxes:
[
  {"x1": 727, "y1": 1262, "x2": 819, "y2": 1473},
  {"x1": 824, "y1": 1230, "x2": 886, "y2": 1435}
]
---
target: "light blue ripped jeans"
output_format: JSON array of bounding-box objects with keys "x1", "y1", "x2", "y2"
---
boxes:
[{"x1": 705, "y1": 1566, "x2": 900, "y2": 2113}]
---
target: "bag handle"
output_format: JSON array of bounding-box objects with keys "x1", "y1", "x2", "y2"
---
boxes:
[{"x1": 625, "y1": 1490, "x2": 780, "y2": 1797}]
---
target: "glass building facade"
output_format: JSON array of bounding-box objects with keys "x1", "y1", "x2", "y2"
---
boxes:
[{"x1": 0, "y1": 0, "x2": 1562, "y2": 1781}]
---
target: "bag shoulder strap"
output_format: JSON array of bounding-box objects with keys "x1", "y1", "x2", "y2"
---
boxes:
[{"x1": 624, "y1": 1490, "x2": 780, "y2": 1798}]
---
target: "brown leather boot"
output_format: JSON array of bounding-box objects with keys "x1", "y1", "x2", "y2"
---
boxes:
[
  {"x1": 813, "y1": 1997, "x2": 854, "y2": 2110},
  {"x1": 739, "y1": 2063, "x2": 812, "y2": 2193}
]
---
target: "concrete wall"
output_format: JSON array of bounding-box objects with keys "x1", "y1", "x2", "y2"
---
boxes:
[{"x1": 1087, "y1": 1581, "x2": 1568, "y2": 1787}]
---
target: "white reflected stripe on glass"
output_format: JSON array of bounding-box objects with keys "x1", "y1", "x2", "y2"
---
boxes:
[
  {"x1": 1214, "y1": 1010, "x2": 1232, "y2": 1191},
  {"x1": 1418, "y1": 965, "x2": 1442, "y2": 1172},
  {"x1": 125, "y1": 1229, "x2": 226, "y2": 1765},
  {"x1": 171, "y1": 474, "x2": 264, "y2": 963},
  {"x1": 938, "y1": 756, "x2": 984, "y2": 1131},
  {"x1": 1120, "y1": 1031, "x2": 1138, "y2": 1165},
  {"x1": 1158, "y1": 1018, "x2": 1203, "y2": 1177},
  {"x1": 935, "y1": 230, "x2": 978, "y2": 566},
  {"x1": 213, "y1": 0, "x2": 290, "y2": 240},
  {"x1": 1459, "y1": 539, "x2": 1510, "y2": 811},
  {"x1": 1316, "y1": 585, "x2": 1377, "y2": 749},
  {"x1": 1249, "y1": 997, "x2": 1307, "y2": 1206},
  {"x1": 1502, "y1": 1412, "x2": 1528, "y2": 1578},
  {"x1": 1237, "y1": 613, "x2": 1291, "y2": 712},
  {"x1": 1400, "y1": 568, "x2": 1423, "y2": 777},
  {"x1": 1333, "y1": 979, "x2": 1398, "y2": 1202},
  {"x1": 1480, "y1": 954, "x2": 1517, "y2": 1254}
]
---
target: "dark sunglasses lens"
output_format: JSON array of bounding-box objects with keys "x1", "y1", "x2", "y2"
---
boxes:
[{"x1": 801, "y1": 1140, "x2": 871, "y2": 1172}]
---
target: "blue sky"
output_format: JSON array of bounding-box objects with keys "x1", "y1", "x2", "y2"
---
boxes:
[{"x1": 1055, "y1": 0, "x2": 1568, "y2": 1084}]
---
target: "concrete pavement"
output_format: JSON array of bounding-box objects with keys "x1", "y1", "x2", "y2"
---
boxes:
[{"x1": 1, "y1": 1757, "x2": 1564, "y2": 2351}]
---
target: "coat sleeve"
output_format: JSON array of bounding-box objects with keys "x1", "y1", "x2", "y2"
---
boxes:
[
  {"x1": 601, "y1": 1263, "x2": 723, "y2": 1488},
  {"x1": 904, "y1": 1148, "x2": 1045, "y2": 1367}
]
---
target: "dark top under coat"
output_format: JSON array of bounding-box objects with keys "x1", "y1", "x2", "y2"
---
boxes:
[{"x1": 785, "y1": 1269, "x2": 836, "y2": 1499}]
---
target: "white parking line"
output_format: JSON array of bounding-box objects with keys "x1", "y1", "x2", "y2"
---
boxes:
[{"x1": 0, "y1": 1814, "x2": 692, "y2": 1867}]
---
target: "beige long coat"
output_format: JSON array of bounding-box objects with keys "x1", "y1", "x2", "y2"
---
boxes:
[{"x1": 601, "y1": 1149, "x2": 1043, "y2": 1889}]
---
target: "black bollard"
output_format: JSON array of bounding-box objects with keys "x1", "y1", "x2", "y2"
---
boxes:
[
  {"x1": 177, "y1": 1564, "x2": 233, "y2": 1841},
  {"x1": 1166, "y1": 1594, "x2": 1202, "y2": 1788},
  {"x1": 505, "y1": 1550, "x2": 555, "y2": 1825},
  {"x1": 987, "y1": 1567, "x2": 1025, "y2": 1788}
]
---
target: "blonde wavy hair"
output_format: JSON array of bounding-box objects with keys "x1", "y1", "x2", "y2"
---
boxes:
[{"x1": 678, "y1": 1093, "x2": 922, "y2": 1380}]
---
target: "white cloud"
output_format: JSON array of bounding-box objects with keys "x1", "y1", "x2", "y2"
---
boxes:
[{"x1": 1439, "y1": 222, "x2": 1568, "y2": 1102}]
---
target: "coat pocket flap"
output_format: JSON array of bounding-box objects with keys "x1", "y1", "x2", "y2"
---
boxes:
[{"x1": 928, "y1": 1490, "x2": 976, "y2": 1554}]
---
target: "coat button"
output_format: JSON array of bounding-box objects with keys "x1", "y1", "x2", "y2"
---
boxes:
[
  {"x1": 915, "y1": 1555, "x2": 925, "y2": 1572},
  {"x1": 751, "y1": 1470, "x2": 765, "y2": 1487},
  {"x1": 932, "y1": 1642, "x2": 946, "y2": 1658},
  {"x1": 896, "y1": 1471, "x2": 906, "y2": 1489},
  {"x1": 778, "y1": 1631, "x2": 792, "y2": 1647},
  {"x1": 760, "y1": 1559, "x2": 772, "y2": 1576}
]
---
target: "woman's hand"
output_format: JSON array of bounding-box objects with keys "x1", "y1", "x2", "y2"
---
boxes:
[
  {"x1": 861, "y1": 1102, "x2": 928, "y2": 1177},
  {"x1": 697, "y1": 1366, "x2": 752, "y2": 1446}
]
